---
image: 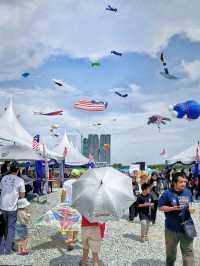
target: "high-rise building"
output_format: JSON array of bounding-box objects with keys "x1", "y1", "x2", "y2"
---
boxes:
[
  {"x1": 100, "y1": 134, "x2": 111, "y2": 165},
  {"x1": 82, "y1": 138, "x2": 89, "y2": 157},
  {"x1": 88, "y1": 134, "x2": 100, "y2": 162},
  {"x1": 82, "y1": 134, "x2": 111, "y2": 165}
]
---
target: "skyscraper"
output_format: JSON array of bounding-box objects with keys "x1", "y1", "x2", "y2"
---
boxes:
[
  {"x1": 88, "y1": 134, "x2": 100, "y2": 162},
  {"x1": 82, "y1": 137, "x2": 89, "y2": 157},
  {"x1": 82, "y1": 134, "x2": 111, "y2": 165},
  {"x1": 100, "y1": 134, "x2": 111, "y2": 165}
]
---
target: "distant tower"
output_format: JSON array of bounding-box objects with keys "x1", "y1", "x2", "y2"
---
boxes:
[
  {"x1": 88, "y1": 134, "x2": 100, "y2": 162},
  {"x1": 100, "y1": 134, "x2": 111, "y2": 165}
]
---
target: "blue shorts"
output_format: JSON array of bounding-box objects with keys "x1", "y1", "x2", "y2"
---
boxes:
[{"x1": 15, "y1": 224, "x2": 28, "y2": 240}]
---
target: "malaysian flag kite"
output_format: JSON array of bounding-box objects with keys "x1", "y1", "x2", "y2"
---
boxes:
[
  {"x1": 32, "y1": 135, "x2": 40, "y2": 150},
  {"x1": 74, "y1": 100, "x2": 108, "y2": 112}
]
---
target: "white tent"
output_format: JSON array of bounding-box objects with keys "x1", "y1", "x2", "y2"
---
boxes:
[
  {"x1": 0, "y1": 99, "x2": 59, "y2": 161},
  {"x1": 167, "y1": 143, "x2": 198, "y2": 164},
  {"x1": 53, "y1": 131, "x2": 90, "y2": 166}
]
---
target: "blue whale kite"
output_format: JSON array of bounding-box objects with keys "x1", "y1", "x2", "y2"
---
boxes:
[{"x1": 169, "y1": 100, "x2": 200, "y2": 120}]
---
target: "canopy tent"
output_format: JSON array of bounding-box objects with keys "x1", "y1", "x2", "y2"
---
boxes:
[
  {"x1": 53, "y1": 131, "x2": 90, "y2": 166},
  {"x1": 0, "y1": 99, "x2": 43, "y2": 160},
  {"x1": 167, "y1": 143, "x2": 199, "y2": 164},
  {"x1": 0, "y1": 99, "x2": 60, "y2": 161}
]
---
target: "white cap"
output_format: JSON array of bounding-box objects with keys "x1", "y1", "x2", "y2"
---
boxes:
[{"x1": 17, "y1": 198, "x2": 30, "y2": 209}]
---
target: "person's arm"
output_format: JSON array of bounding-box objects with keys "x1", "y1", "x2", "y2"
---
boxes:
[
  {"x1": 19, "y1": 179, "x2": 25, "y2": 198},
  {"x1": 138, "y1": 202, "x2": 154, "y2": 208},
  {"x1": 159, "y1": 206, "x2": 180, "y2": 212}
]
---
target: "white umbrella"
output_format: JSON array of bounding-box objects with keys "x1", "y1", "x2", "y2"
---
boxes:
[{"x1": 72, "y1": 167, "x2": 136, "y2": 223}]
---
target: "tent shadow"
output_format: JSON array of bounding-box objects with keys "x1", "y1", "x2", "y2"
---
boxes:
[
  {"x1": 132, "y1": 259, "x2": 165, "y2": 265},
  {"x1": 50, "y1": 254, "x2": 106, "y2": 266},
  {"x1": 123, "y1": 233, "x2": 140, "y2": 242}
]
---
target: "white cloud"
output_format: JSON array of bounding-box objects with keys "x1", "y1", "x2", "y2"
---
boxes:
[
  {"x1": 1, "y1": 0, "x2": 200, "y2": 80},
  {"x1": 182, "y1": 60, "x2": 200, "y2": 81}
]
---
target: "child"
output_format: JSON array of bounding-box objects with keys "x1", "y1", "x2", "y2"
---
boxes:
[
  {"x1": 137, "y1": 183, "x2": 154, "y2": 242},
  {"x1": 80, "y1": 216, "x2": 105, "y2": 266},
  {"x1": 15, "y1": 198, "x2": 31, "y2": 255}
]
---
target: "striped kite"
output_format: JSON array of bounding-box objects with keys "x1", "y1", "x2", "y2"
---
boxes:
[
  {"x1": 74, "y1": 100, "x2": 108, "y2": 112},
  {"x1": 34, "y1": 110, "x2": 63, "y2": 116},
  {"x1": 160, "y1": 53, "x2": 178, "y2": 80}
]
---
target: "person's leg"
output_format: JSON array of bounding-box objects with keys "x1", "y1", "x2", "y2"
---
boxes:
[
  {"x1": 165, "y1": 229, "x2": 179, "y2": 266},
  {"x1": 0, "y1": 212, "x2": 6, "y2": 254},
  {"x1": 179, "y1": 232, "x2": 194, "y2": 266},
  {"x1": 3, "y1": 211, "x2": 17, "y2": 254},
  {"x1": 80, "y1": 228, "x2": 89, "y2": 266},
  {"x1": 145, "y1": 220, "x2": 150, "y2": 240},
  {"x1": 129, "y1": 203, "x2": 134, "y2": 221},
  {"x1": 152, "y1": 201, "x2": 158, "y2": 224},
  {"x1": 140, "y1": 220, "x2": 146, "y2": 241},
  {"x1": 81, "y1": 248, "x2": 89, "y2": 266},
  {"x1": 92, "y1": 252, "x2": 99, "y2": 266}
]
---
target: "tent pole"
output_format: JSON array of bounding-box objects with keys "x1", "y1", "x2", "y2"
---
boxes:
[{"x1": 43, "y1": 144, "x2": 49, "y2": 202}]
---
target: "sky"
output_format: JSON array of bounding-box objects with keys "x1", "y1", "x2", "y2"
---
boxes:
[{"x1": 1, "y1": 0, "x2": 200, "y2": 164}]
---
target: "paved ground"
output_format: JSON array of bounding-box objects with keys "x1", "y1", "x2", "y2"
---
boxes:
[{"x1": 0, "y1": 190, "x2": 200, "y2": 266}]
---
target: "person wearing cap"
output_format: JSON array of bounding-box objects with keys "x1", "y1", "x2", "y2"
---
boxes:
[
  {"x1": 0, "y1": 162, "x2": 25, "y2": 255},
  {"x1": 61, "y1": 170, "x2": 80, "y2": 250},
  {"x1": 15, "y1": 198, "x2": 31, "y2": 255}
]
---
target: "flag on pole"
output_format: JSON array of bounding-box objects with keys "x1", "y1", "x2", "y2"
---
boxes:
[
  {"x1": 32, "y1": 135, "x2": 40, "y2": 150},
  {"x1": 63, "y1": 147, "x2": 68, "y2": 158}
]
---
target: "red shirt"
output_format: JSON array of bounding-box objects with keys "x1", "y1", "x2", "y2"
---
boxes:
[
  {"x1": 81, "y1": 216, "x2": 105, "y2": 239},
  {"x1": 48, "y1": 172, "x2": 53, "y2": 181}
]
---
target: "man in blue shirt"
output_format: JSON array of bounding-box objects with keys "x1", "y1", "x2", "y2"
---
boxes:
[{"x1": 158, "y1": 172, "x2": 195, "y2": 266}]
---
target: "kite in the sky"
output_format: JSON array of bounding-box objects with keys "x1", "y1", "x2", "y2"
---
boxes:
[
  {"x1": 74, "y1": 100, "x2": 108, "y2": 112},
  {"x1": 147, "y1": 115, "x2": 171, "y2": 130},
  {"x1": 103, "y1": 144, "x2": 110, "y2": 152},
  {"x1": 22, "y1": 72, "x2": 30, "y2": 78},
  {"x1": 160, "y1": 53, "x2": 178, "y2": 80},
  {"x1": 53, "y1": 79, "x2": 64, "y2": 87},
  {"x1": 51, "y1": 133, "x2": 60, "y2": 138},
  {"x1": 34, "y1": 110, "x2": 63, "y2": 116},
  {"x1": 111, "y1": 51, "x2": 122, "y2": 56},
  {"x1": 169, "y1": 100, "x2": 200, "y2": 120},
  {"x1": 160, "y1": 148, "x2": 166, "y2": 156},
  {"x1": 93, "y1": 122, "x2": 102, "y2": 127},
  {"x1": 114, "y1": 91, "x2": 128, "y2": 98},
  {"x1": 91, "y1": 61, "x2": 101, "y2": 67},
  {"x1": 105, "y1": 5, "x2": 118, "y2": 12}
]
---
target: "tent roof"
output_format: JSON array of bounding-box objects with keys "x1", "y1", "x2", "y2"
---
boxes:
[
  {"x1": 0, "y1": 98, "x2": 33, "y2": 146},
  {"x1": 53, "y1": 131, "x2": 90, "y2": 166},
  {"x1": 167, "y1": 143, "x2": 198, "y2": 164}
]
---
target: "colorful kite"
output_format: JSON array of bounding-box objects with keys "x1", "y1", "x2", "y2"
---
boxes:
[
  {"x1": 106, "y1": 5, "x2": 118, "y2": 12},
  {"x1": 115, "y1": 91, "x2": 128, "y2": 98},
  {"x1": 169, "y1": 100, "x2": 200, "y2": 120},
  {"x1": 36, "y1": 204, "x2": 81, "y2": 232},
  {"x1": 160, "y1": 53, "x2": 178, "y2": 80},
  {"x1": 160, "y1": 148, "x2": 166, "y2": 156},
  {"x1": 147, "y1": 115, "x2": 171, "y2": 130},
  {"x1": 111, "y1": 51, "x2": 122, "y2": 56},
  {"x1": 93, "y1": 122, "x2": 102, "y2": 127},
  {"x1": 34, "y1": 110, "x2": 63, "y2": 116},
  {"x1": 74, "y1": 100, "x2": 108, "y2": 112},
  {"x1": 91, "y1": 61, "x2": 101, "y2": 67},
  {"x1": 22, "y1": 72, "x2": 30, "y2": 78},
  {"x1": 103, "y1": 144, "x2": 110, "y2": 152}
]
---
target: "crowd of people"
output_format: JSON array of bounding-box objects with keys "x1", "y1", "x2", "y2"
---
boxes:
[{"x1": 0, "y1": 161, "x2": 198, "y2": 266}]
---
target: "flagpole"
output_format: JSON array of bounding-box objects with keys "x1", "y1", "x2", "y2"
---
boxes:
[{"x1": 43, "y1": 143, "x2": 49, "y2": 202}]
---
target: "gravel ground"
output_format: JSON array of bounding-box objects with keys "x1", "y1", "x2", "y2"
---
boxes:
[{"x1": 0, "y1": 190, "x2": 199, "y2": 266}]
